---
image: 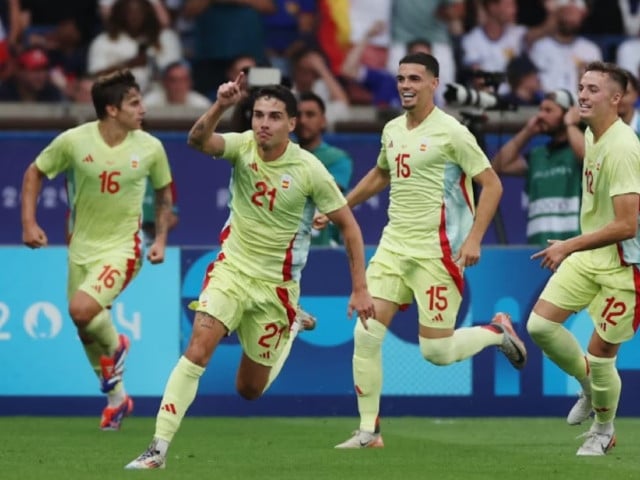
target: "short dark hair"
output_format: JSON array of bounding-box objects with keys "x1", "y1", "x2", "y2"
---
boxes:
[
  {"x1": 399, "y1": 52, "x2": 439, "y2": 78},
  {"x1": 298, "y1": 91, "x2": 326, "y2": 114},
  {"x1": 583, "y1": 61, "x2": 628, "y2": 93},
  {"x1": 254, "y1": 85, "x2": 298, "y2": 117},
  {"x1": 91, "y1": 69, "x2": 140, "y2": 119}
]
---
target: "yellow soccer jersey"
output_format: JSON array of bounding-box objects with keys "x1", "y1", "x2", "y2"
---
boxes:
[
  {"x1": 376, "y1": 107, "x2": 490, "y2": 259},
  {"x1": 35, "y1": 121, "x2": 172, "y2": 263},
  {"x1": 218, "y1": 131, "x2": 346, "y2": 283},
  {"x1": 582, "y1": 119, "x2": 640, "y2": 267}
]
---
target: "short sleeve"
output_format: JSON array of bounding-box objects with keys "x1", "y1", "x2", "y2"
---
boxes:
[
  {"x1": 449, "y1": 123, "x2": 491, "y2": 178},
  {"x1": 35, "y1": 132, "x2": 72, "y2": 179},
  {"x1": 221, "y1": 131, "x2": 253, "y2": 164},
  {"x1": 148, "y1": 138, "x2": 172, "y2": 189},
  {"x1": 308, "y1": 157, "x2": 347, "y2": 214}
]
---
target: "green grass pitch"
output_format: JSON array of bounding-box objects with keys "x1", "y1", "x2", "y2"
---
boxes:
[{"x1": 1, "y1": 417, "x2": 639, "y2": 480}]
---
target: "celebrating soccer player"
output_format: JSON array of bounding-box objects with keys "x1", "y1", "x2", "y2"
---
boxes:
[
  {"x1": 126, "y1": 73, "x2": 375, "y2": 469},
  {"x1": 313, "y1": 52, "x2": 526, "y2": 449},
  {"x1": 527, "y1": 62, "x2": 640, "y2": 456},
  {"x1": 21, "y1": 69, "x2": 174, "y2": 430}
]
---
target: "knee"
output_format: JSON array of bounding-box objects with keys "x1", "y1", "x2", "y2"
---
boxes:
[
  {"x1": 68, "y1": 300, "x2": 99, "y2": 327},
  {"x1": 526, "y1": 312, "x2": 556, "y2": 344},
  {"x1": 236, "y1": 379, "x2": 263, "y2": 401},
  {"x1": 184, "y1": 342, "x2": 212, "y2": 368},
  {"x1": 419, "y1": 336, "x2": 455, "y2": 366}
]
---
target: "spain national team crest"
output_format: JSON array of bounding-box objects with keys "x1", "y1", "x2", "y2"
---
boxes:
[
  {"x1": 130, "y1": 154, "x2": 140, "y2": 169},
  {"x1": 419, "y1": 137, "x2": 428, "y2": 151},
  {"x1": 280, "y1": 174, "x2": 292, "y2": 190}
]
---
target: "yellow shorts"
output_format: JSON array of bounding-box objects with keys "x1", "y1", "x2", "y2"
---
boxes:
[
  {"x1": 540, "y1": 251, "x2": 640, "y2": 343},
  {"x1": 194, "y1": 259, "x2": 299, "y2": 367},
  {"x1": 68, "y1": 255, "x2": 141, "y2": 307},
  {"x1": 367, "y1": 246, "x2": 464, "y2": 329}
]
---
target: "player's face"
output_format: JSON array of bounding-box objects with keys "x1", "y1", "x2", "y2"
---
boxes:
[
  {"x1": 396, "y1": 62, "x2": 438, "y2": 111},
  {"x1": 295, "y1": 100, "x2": 325, "y2": 144},
  {"x1": 252, "y1": 96, "x2": 295, "y2": 151},
  {"x1": 113, "y1": 88, "x2": 145, "y2": 130},
  {"x1": 578, "y1": 71, "x2": 622, "y2": 124}
]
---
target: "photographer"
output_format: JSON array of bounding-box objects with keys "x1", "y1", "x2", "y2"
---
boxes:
[{"x1": 492, "y1": 89, "x2": 583, "y2": 245}]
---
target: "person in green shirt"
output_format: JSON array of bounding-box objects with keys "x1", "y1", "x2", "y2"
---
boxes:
[
  {"x1": 492, "y1": 89, "x2": 583, "y2": 245},
  {"x1": 295, "y1": 91, "x2": 353, "y2": 246}
]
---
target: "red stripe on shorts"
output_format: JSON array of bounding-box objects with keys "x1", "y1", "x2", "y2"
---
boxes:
[
  {"x1": 632, "y1": 265, "x2": 640, "y2": 333},
  {"x1": 276, "y1": 286, "x2": 297, "y2": 329},
  {"x1": 122, "y1": 232, "x2": 142, "y2": 291},
  {"x1": 438, "y1": 204, "x2": 464, "y2": 294}
]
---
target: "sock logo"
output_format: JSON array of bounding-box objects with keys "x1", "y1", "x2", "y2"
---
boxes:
[{"x1": 161, "y1": 403, "x2": 177, "y2": 414}]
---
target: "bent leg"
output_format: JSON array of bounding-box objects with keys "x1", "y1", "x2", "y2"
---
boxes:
[
  {"x1": 418, "y1": 324, "x2": 502, "y2": 366},
  {"x1": 237, "y1": 354, "x2": 271, "y2": 400},
  {"x1": 527, "y1": 300, "x2": 590, "y2": 385}
]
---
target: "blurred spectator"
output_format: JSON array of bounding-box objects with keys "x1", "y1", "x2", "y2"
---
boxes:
[
  {"x1": 0, "y1": 47, "x2": 63, "y2": 101},
  {"x1": 183, "y1": 0, "x2": 275, "y2": 99},
  {"x1": 340, "y1": 21, "x2": 400, "y2": 108},
  {"x1": 616, "y1": 34, "x2": 640, "y2": 81},
  {"x1": 500, "y1": 54, "x2": 543, "y2": 106},
  {"x1": 582, "y1": 0, "x2": 640, "y2": 36},
  {"x1": 0, "y1": 11, "x2": 10, "y2": 75},
  {"x1": 226, "y1": 54, "x2": 258, "y2": 83},
  {"x1": 16, "y1": 0, "x2": 99, "y2": 83},
  {"x1": 529, "y1": 0, "x2": 601, "y2": 91},
  {"x1": 492, "y1": 89, "x2": 582, "y2": 245},
  {"x1": 290, "y1": 48, "x2": 350, "y2": 129},
  {"x1": 387, "y1": 0, "x2": 465, "y2": 105},
  {"x1": 262, "y1": 0, "x2": 316, "y2": 77},
  {"x1": 348, "y1": 0, "x2": 392, "y2": 70},
  {"x1": 461, "y1": 0, "x2": 554, "y2": 91},
  {"x1": 98, "y1": 0, "x2": 171, "y2": 28},
  {"x1": 1, "y1": 0, "x2": 20, "y2": 55},
  {"x1": 67, "y1": 75, "x2": 94, "y2": 103},
  {"x1": 406, "y1": 38, "x2": 432, "y2": 55},
  {"x1": 87, "y1": 0, "x2": 182, "y2": 93},
  {"x1": 619, "y1": 69, "x2": 640, "y2": 135},
  {"x1": 143, "y1": 60, "x2": 211, "y2": 108},
  {"x1": 295, "y1": 91, "x2": 353, "y2": 246}
]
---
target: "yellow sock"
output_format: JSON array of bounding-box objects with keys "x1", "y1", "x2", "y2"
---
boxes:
[
  {"x1": 155, "y1": 356, "x2": 205, "y2": 443},
  {"x1": 81, "y1": 309, "x2": 118, "y2": 377},
  {"x1": 588, "y1": 354, "x2": 620, "y2": 424},
  {"x1": 353, "y1": 319, "x2": 386, "y2": 433},
  {"x1": 527, "y1": 312, "x2": 589, "y2": 385}
]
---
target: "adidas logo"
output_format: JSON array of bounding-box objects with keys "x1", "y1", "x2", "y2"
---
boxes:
[
  {"x1": 161, "y1": 403, "x2": 177, "y2": 414},
  {"x1": 83, "y1": 154, "x2": 94, "y2": 163},
  {"x1": 258, "y1": 351, "x2": 271, "y2": 360},
  {"x1": 432, "y1": 313, "x2": 444, "y2": 322}
]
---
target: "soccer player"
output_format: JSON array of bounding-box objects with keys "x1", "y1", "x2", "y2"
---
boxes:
[
  {"x1": 20, "y1": 69, "x2": 174, "y2": 430},
  {"x1": 527, "y1": 62, "x2": 640, "y2": 456},
  {"x1": 125, "y1": 74, "x2": 375, "y2": 469},
  {"x1": 316, "y1": 52, "x2": 527, "y2": 449}
]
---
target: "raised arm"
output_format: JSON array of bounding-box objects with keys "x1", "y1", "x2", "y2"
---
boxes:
[
  {"x1": 492, "y1": 116, "x2": 540, "y2": 175},
  {"x1": 187, "y1": 72, "x2": 245, "y2": 156},
  {"x1": 21, "y1": 163, "x2": 48, "y2": 248}
]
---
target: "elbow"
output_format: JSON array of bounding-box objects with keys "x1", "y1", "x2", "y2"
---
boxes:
[{"x1": 622, "y1": 222, "x2": 637, "y2": 240}]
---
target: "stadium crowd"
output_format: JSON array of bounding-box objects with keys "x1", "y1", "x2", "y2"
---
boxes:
[{"x1": 0, "y1": 0, "x2": 639, "y2": 117}]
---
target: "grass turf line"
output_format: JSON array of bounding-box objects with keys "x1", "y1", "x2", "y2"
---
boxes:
[{"x1": 0, "y1": 417, "x2": 639, "y2": 480}]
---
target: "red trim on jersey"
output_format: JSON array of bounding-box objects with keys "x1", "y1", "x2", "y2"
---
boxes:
[
  {"x1": 459, "y1": 173, "x2": 473, "y2": 212},
  {"x1": 276, "y1": 286, "x2": 297, "y2": 329},
  {"x1": 282, "y1": 234, "x2": 296, "y2": 282},
  {"x1": 200, "y1": 225, "x2": 231, "y2": 291},
  {"x1": 438, "y1": 204, "x2": 464, "y2": 294},
  {"x1": 122, "y1": 233, "x2": 142, "y2": 291},
  {"x1": 632, "y1": 265, "x2": 640, "y2": 333},
  {"x1": 64, "y1": 178, "x2": 72, "y2": 244}
]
